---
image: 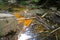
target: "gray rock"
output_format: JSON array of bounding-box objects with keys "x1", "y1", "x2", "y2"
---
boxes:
[{"x1": 0, "y1": 14, "x2": 18, "y2": 36}]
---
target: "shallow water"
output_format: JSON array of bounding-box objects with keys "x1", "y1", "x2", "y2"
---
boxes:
[{"x1": 18, "y1": 28, "x2": 34, "y2": 40}]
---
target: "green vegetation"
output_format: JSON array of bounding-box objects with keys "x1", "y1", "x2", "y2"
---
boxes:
[
  {"x1": 0, "y1": 0, "x2": 60, "y2": 9},
  {"x1": 31, "y1": 0, "x2": 40, "y2": 2}
]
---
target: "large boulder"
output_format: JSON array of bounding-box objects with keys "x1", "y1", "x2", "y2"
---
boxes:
[{"x1": 0, "y1": 14, "x2": 18, "y2": 36}]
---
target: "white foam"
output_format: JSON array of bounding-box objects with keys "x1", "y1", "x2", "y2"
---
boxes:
[{"x1": 18, "y1": 34, "x2": 31, "y2": 40}]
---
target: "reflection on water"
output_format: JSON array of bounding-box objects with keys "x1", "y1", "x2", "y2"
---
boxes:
[
  {"x1": 18, "y1": 27, "x2": 35, "y2": 40},
  {"x1": 18, "y1": 19, "x2": 44, "y2": 40},
  {"x1": 18, "y1": 34, "x2": 31, "y2": 40},
  {"x1": 18, "y1": 25, "x2": 43, "y2": 40}
]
